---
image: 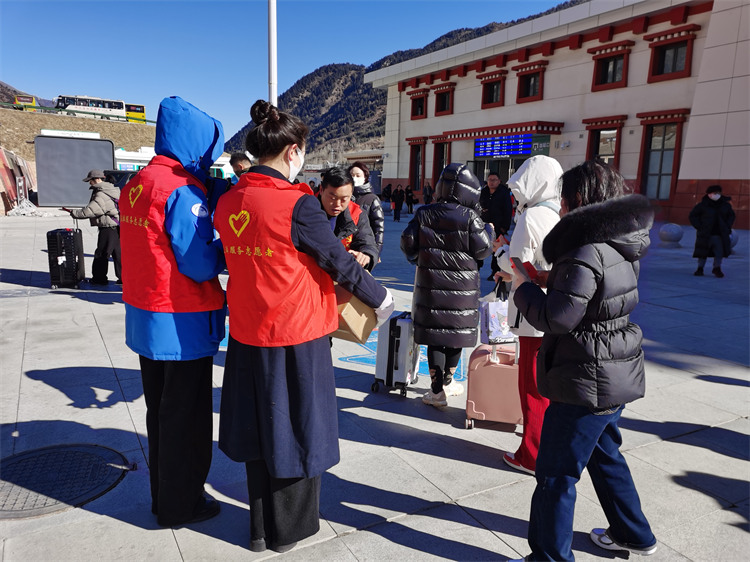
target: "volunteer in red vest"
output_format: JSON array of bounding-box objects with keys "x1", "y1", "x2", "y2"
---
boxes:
[
  {"x1": 119, "y1": 96, "x2": 226, "y2": 527},
  {"x1": 214, "y1": 100, "x2": 394, "y2": 554},
  {"x1": 318, "y1": 166, "x2": 379, "y2": 271}
]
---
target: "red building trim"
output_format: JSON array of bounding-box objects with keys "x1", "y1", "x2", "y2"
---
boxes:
[
  {"x1": 393, "y1": 1, "x2": 713, "y2": 91},
  {"x1": 438, "y1": 121, "x2": 564, "y2": 142}
]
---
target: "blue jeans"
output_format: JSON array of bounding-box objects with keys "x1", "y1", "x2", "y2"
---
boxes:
[{"x1": 528, "y1": 402, "x2": 655, "y2": 561}]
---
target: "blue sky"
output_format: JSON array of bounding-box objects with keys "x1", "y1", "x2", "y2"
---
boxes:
[{"x1": 1, "y1": 0, "x2": 561, "y2": 138}]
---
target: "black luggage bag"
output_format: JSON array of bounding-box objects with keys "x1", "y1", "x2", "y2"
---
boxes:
[{"x1": 47, "y1": 228, "x2": 85, "y2": 289}]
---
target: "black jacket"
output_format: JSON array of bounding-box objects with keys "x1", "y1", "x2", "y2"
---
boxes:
[
  {"x1": 514, "y1": 194, "x2": 654, "y2": 409},
  {"x1": 353, "y1": 182, "x2": 385, "y2": 259},
  {"x1": 689, "y1": 194, "x2": 735, "y2": 258},
  {"x1": 479, "y1": 184, "x2": 513, "y2": 236},
  {"x1": 401, "y1": 163, "x2": 492, "y2": 348}
]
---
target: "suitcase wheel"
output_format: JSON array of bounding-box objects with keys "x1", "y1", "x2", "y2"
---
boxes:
[
  {"x1": 465, "y1": 418, "x2": 475, "y2": 430},
  {"x1": 400, "y1": 387, "x2": 407, "y2": 398},
  {"x1": 51, "y1": 284, "x2": 58, "y2": 290},
  {"x1": 371, "y1": 382, "x2": 380, "y2": 393}
]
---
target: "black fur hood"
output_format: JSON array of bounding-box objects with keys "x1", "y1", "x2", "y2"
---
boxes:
[{"x1": 542, "y1": 194, "x2": 654, "y2": 264}]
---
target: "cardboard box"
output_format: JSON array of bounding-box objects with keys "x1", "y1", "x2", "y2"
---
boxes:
[{"x1": 332, "y1": 284, "x2": 377, "y2": 344}]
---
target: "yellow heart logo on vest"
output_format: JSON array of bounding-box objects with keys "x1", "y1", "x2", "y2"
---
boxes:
[
  {"x1": 229, "y1": 210, "x2": 250, "y2": 237},
  {"x1": 129, "y1": 184, "x2": 143, "y2": 207}
]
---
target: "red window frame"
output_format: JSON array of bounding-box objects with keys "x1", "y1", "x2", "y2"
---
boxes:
[
  {"x1": 634, "y1": 109, "x2": 690, "y2": 200},
  {"x1": 478, "y1": 70, "x2": 507, "y2": 109},
  {"x1": 511, "y1": 61, "x2": 548, "y2": 104},
  {"x1": 431, "y1": 140, "x2": 451, "y2": 184},
  {"x1": 582, "y1": 115, "x2": 627, "y2": 169},
  {"x1": 430, "y1": 83, "x2": 455, "y2": 117},
  {"x1": 588, "y1": 40, "x2": 634, "y2": 92},
  {"x1": 408, "y1": 89, "x2": 429, "y2": 120},
  {"x1": 407, "y1": 137, "x2": 427, "y2": 190},
  {"x1": 645, "y1": 24, "x2": 700, "y2": 84}
]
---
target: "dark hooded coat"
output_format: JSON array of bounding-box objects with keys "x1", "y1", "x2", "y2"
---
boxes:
[
  {"x1": 352, "y1": 182, "x2": 385, "y2": 258},
  {"x1": 689, "y1": 194, "x2": 735, "y2": 258},
  {"x1": 401, "y1": 163, "x2": 492, "y2": 348},
  {"x1": 514, "y1": 194, "x2": 654, "y2": 409}
]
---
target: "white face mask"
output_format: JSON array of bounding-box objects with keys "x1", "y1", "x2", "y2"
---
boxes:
[
  {"x1": 352, "y1": 176, "x2": 365, "y2": 187},
  {"x1": 708, "y1": 193, "x2": 721, "y2": 201},
  {"x1": 288, "y1": 147, "x2": 304, "y2": 182}
]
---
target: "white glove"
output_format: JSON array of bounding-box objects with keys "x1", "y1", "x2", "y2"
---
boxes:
[{"x1": 374, "y1": 288, "x2": 395, "y2": 327}]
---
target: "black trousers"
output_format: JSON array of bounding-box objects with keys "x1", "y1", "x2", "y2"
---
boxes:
[
  {"x1": 140, "y1": 355, "x2": 213, "y2": 525},
  {"x1": 91, "y1": 226, "x2": 121, "y2": 283},
  {"x1": 246, "y1": 460, "x2": 321, "y2": 548},
  {"x1": 427, "y1": 346, "x2": 462, "y2": 393}
]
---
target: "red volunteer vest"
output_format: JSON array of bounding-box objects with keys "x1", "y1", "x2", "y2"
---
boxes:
[
  {"x1": 214, "y1": 172, "x2": 337, "y2": 347},
  {"x1": 119, "y1": 155, "x2": 225, "y2": 313},
  {"x1": 340, "y1": 201, "x2": 362, "y2": 251}
]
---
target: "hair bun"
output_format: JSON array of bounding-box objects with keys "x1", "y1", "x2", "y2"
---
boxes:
[{"x1": 250, "y1": 100, "x2": 281, "y2": 126}]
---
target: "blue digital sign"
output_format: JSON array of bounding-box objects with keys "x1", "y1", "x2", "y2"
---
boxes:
[{"x1": 474, "y1": 134, "x2": 533, "y2": 158}]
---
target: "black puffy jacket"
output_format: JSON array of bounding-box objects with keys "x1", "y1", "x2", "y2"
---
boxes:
[
  {"x1": 353, "y1": 183, "x2": 385, "y2": 259},
  {"x1": 514, "y1": 194, "x2": 654, "y2": 409},
  {"x1": 401, "y1": 163, "x2": 492, "y2": 348}
]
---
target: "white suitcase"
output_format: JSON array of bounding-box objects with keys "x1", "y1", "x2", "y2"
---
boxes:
[{"x1": 373, "y1": 311, "x2": 420, "y2": 397}]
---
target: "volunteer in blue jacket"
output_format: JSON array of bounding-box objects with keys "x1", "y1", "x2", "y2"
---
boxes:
[
  {"x1": 119, "y1": 96, "x2": 226, "y2": 527},
  {"x1": 214, "y1": 100, "x2": 394, "y2": 554}
]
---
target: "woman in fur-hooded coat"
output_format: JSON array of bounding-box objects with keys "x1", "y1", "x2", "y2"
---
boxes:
[{"x1": 513, "y1": 160, "x2": 657, "y2": 561}]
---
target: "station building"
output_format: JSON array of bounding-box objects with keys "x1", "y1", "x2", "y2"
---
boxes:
[{"x1": 364, "y1": 0, "x2": 749, "y2": 227}]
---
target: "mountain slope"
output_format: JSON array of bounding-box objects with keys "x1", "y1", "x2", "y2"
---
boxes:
[{"x1": 225, "y1": 0, "x2": 587, "y2": 161}]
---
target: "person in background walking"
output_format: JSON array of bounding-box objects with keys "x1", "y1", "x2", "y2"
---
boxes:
[
  {"x1": 494, "y1": 155, "x2": 563, "y2": 476},
  {"x1": 401, "y1": 163, "x2": 492, "y2": 407},
  {"x1": 381, "y1": 183, "x2": 392, "y2": 203},
  {"x1": 405, "y1": 184, "x2": 415, "y2": 213},
  {"x1": 65, "y1": 169, "x2": 121, "y2": 286},
  {"x1": 423, "y1": 181, "x2": 433, "y2": 205},
  {"x1": 214, "y1": 100, "x2": 394, "y2": 554},
  {"x1": 689, "y1": 184, "x2": 735, "y2": 278},
  {"x1": 512, "y1": 159, "x2": 657, "y2": 561},
  {"x1": 392, "y1": 184, "x2": 405, "y2": 222},
  {"x1": 119, "y1": 96, "x2": 226, "y2": 527},
  {"x1": 348, "y1": 161, "x2": 385, "y2": 261},
  {"x1": 479, "y1": 172, "x2": 513, "y2": 282},
  {"x1": 229, "y1": 152, "x2": 252, "y2": 180}
]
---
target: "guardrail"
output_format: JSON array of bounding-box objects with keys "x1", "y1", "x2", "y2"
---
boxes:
[{"x1": 0, "y1": 101, "x2": 155, "y2": 124}]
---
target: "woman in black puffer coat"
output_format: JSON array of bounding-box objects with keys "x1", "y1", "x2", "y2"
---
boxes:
[
  {"x1": 401, "y1": 163, "x2": 492, "y2": 407},
  {"x1": 513, "y1": 160, "x2": 657, "y2": 561},
  {"x1": 348, "y1": 161, "x2": 385, "y2": 263}
]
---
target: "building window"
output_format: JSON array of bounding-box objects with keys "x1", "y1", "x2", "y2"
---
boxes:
[
  {"x1": 512, "y1": 61, "x2": 547, "y2": 104},
  {"x1": 432, "y1": 142, "x2": 451, "y2": 184},
  {"x1": 645, "y1": 25, "x2": 699, "y2": 83},
  {"x1": 431, "y1": 83, "x2": 455, "y2": 117},
  {"x1": 478, "y1": 70, "x2": 507, "y2": 110},
  {"x1": 589, "y1": 129, "x2": 618, "y2": 164},
  {"x1": 643, "y1": 123, "x2": 678, "y2": 200},
  {"x1": 483, "y1": 80, "x2": 503, "y2": 107},
  {"x1": 411, "y1": 96, "x2": 426, "y2": 119},
  {"x1": 589, "y1": 40, "x2": 633, "y2": 92},
  {"x1": 583, "y1": 115, "x2": 626, "y2": 169},
  {"x1": 656, "y1": 41, "x2": 687, "y2": 75},
  {"x1": 519, "y1": 72, "x2": 541, "y2": 99},
  {"x1": 408, "y1": 140, "x2": 426, "y2": 190}
]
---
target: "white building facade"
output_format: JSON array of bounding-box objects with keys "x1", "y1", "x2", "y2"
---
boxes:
[{"x1": 365, "y1": 0, "x2": 749, "y2": 227}]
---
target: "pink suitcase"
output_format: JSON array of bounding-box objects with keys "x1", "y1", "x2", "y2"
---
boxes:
[{"x1": 465, "y1": 343, "x2": 523, "y2": 429}]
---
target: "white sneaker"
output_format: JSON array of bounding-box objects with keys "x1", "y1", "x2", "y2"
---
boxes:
[
  {"x1": 443, "y1": 380, "x2": 464, "y2": 396},
  {"x1": 422, "y1": 389, "x2": 447, "y2": 407},
  {"x1": 590, "y1": 528, "x2": 657, "y2": 556}
]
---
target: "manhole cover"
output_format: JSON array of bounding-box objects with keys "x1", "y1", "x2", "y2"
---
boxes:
[{"x1": 0, "y1": 444, "x2": 130, "y2": 519}]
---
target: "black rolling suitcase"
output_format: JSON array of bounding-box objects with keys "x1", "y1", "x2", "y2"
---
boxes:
[{"x1": 47, "y1": 227, "x2": 85, "y2": 289}]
